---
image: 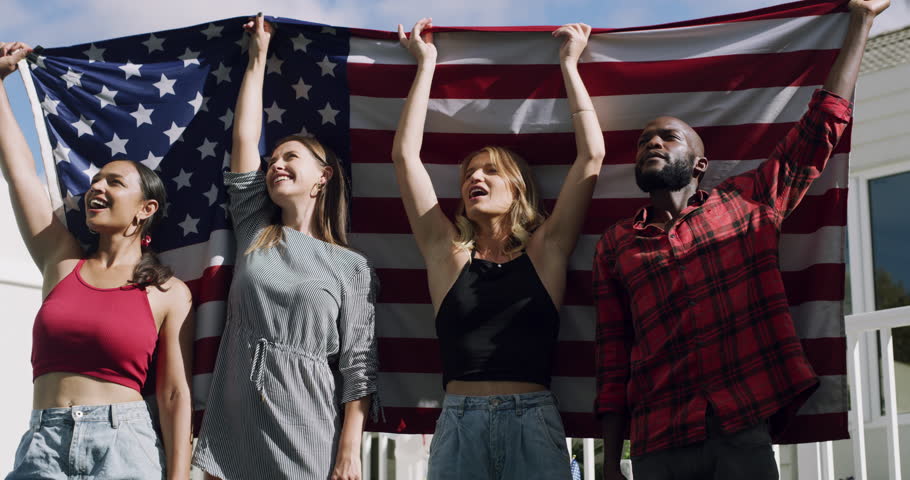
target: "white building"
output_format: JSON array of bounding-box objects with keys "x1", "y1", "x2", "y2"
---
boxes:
[{"x1": 1, "y1": 25, "x2": 909, "y2": 479}]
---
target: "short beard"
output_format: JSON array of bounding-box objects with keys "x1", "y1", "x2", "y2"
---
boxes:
[{"x1": 635, "y1": 153, "x2": 696, "y2": 193}]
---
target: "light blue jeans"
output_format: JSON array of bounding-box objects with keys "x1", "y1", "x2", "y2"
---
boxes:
[
  {"x1": 6, "y1": 401, "x2": 165, "y2": 480},
  {"x1": 427, "y1": 391, "x2": 572, "y2": 480}
]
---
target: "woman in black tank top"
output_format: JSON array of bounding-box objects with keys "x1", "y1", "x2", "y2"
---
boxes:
[{"x1": 392, "y1": 19, "x2": 605, "y2": 480}]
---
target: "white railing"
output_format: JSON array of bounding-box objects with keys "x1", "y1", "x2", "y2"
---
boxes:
[{"x1": 845, "y1": 304, "x2": 910, "y2": 480}]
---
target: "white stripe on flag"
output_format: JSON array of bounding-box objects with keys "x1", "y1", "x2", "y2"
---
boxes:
[
  {"x1": 350, "y1": 155, "x2": 848, "y2": 200},
  {"x1": 351, "y1": 86, "x2": 817, "y2": 133},
  {"x1": 347, "y1": 14, "x2": 848, "y2": 65}
]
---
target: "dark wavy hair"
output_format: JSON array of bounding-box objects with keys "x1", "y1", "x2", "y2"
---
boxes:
[{"x1": 125, "y1": 161, "x2": 174, "y2": 289}]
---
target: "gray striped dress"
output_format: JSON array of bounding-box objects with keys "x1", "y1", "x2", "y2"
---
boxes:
[{"x1": 192, "y1": 170, "x2": 379, "y2": 480}]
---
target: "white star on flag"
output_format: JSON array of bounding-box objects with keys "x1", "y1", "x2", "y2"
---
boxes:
[
  {"x1": 317, "y1": 57, "x2": 336, "y2": 77},
  {"x1": 188, "y1": 92, "x2": 204, "y2": 114},
  {"x1": 153, "y1": 74, "x2": 177, "y2": 97},
  {"x1": 198, "y1": 138, "x2": 217, "y2": 159},
  {"x1": 211, "y1": 62, "x2": 232, "y2": 84},
  {"x1": 236, "y1": 36, "x2": 249, "y2": 54},
  {"x1": 131, "y1": 104, "x2": 154, "y2": 127},
  {"x1": 63, "y1": 192, "x2": 81, "y2": 213},
  {"x1": 203, "y1": 184, "x2": 219, "y2": 206},
  {"x1": 292, "y1": 79, "x2": 311, "y2": 100},
  {"x1": 292, "y1": 34, "x2": 312, "y2": 52},
  {"x1": 199, "y1": 96, "x2": 211, "y2": 112},
  {"x1": 94, "y1": 85, "x2": 118, "y2": 109},
  {"x1": 53, "y1": 142, "x2": 71, "y2": 163},
  {"x1": 178, "y1": 214, "x2": 200, "y2": 236},
  {"x1": 219, "y1": 108, "x2": 234, "y2": 130},
  {"x1": 141, "y1": 151, "x2": 164, "y2": 171},
  {"x1": 71, "y1": 115, "x2": 95, "y2": 137},
  {"x1": 173, "y1": 169, "x2": 193, "y2": 190},
  {"x1": 179, "y1": 48, "x2": 201, "y2": 66},
  {"x1": 61, "y1": 68, "x2": 83, "y2": 89},
  {"x1": 264, "y1": 101, "x2": 286, "y2": 123},
  {"x1": 41, "y1": 96, "x2": 60, "y2": 116},
  {"x1": 163, "y1": 122, "x2": 186, "y2": 144},
  {"x1": 266, "y1": 55, "x2": 284, "y2": 75},
  {"x1": 119, "y1": 61, "x2": 142, "y2": 79},
  {"x1": 200, "y1": 23, "x2": 224, "y2": 40},
  {"x1": 318, "y1": 102, "x2": 339, "y2": 125},
  {"x1": 34, "y1": 55, "x2": 46, "y2": 69},
  {"x1": 142, "y1": 33, "x2": 165, "y2": 53},
  {"x1": 105, "y1": 133, "x2": 129, "y2": 156},
  {"x1": 322, "y1": 26, "x2": 336, "y2": 35},
  {"x1": 82, "y1": 162, "x2": 100, "y2": 180},
  {"x1": 83, "y1": 43, "x2": 106, "y2": 63}
]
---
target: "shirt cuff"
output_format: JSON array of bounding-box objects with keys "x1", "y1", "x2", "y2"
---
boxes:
[{"x1": 812, "y1": 89, "x2": 854, "y2": 121}]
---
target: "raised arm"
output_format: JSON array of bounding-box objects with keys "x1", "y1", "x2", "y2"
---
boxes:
[
  {"x1": 390, "y1": 19, "x2": 456, "y2": 262},
  {"x1": 825, "y1": 0, "x2": 890, "y2": 101},
  {"x1": 536, "y1": 24, "x2": 605, "y2": 259},
  {"x1": 155, "y1": 280, "x2": 194, "y2": 480},
  {"x1": 741, "y1": 0, "x2": 887, "y2": 222},
  {"x1": 232, "y1": 14, "x2": 273, "y2": 174},
  {"x1": 0, "y1": 42, "x2": 81, "y2": 273}
]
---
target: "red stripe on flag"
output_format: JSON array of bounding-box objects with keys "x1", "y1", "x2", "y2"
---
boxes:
[
  {"x1": 349, "y1": 51, "x2": 838, "y2": 99},
  {"x1": 782, "y1": 263, "x2": 846, "y2": 305},
  {"x1": 350, "y1": 123, "x2": 851, "y2": 166},
  {"x1": 192, "y1": 336, "x2": 222, "y2": 375},
  {"x1": 782, "y1": 188, "x2": 847, "y2": 234},
  {"x1": 775, "y1": 412, "x2": 848, "y2": 444},
  {"x1": 378, "y1": 265, "x2": 844, "y2": 306},
  {"x1": 352, "y1": 193, "x2": 845, "y2": 237},
  {"x1": 801, "y1": 337, "x2": 847, "y2": 376},
  {"x1": 184, "y1": 265, "x2": 233, "y2": 306},
  {"x1": 378, "y1": 338, "x2": 596, "y2": 377}
]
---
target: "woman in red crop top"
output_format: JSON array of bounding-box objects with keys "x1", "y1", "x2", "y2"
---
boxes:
[
  {"x1": 1, "y1": 44, "x2": 194, "y2": 479},
  {"x1": 393, "y1": 20, "x2": 605, "y2": 479}
]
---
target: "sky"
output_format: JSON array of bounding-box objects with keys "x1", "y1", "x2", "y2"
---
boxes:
[{"x1": 3, "y1": 0, "x2": 910, "y2": 165}]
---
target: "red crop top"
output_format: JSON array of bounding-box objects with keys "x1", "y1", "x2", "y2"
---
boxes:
[{"x1": 31, "y1": 259, "x2": 159, "y2": 392}]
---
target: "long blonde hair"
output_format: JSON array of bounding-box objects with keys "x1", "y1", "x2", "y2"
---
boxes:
[
  {"x1": 245, "y1": 135, "x2": 349, "y2": 254},
  {"x1": 453, "y1": 146, "x2": 546, "y2": 255}
]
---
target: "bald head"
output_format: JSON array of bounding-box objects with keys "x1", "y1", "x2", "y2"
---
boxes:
[
  {"x1": 640, "y1": 116, "x2": 704, "y2": 157},
  {"x1": 634, "y1": 116, "x2": 709, "y2": 193}
]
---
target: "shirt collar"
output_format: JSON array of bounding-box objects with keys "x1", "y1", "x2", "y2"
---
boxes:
[{"x1": 633, "y1": 190, "x2": 710, "y2": 233}]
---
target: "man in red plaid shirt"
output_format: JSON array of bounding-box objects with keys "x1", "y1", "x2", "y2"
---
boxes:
[{"x1": 594, "y1": 1, "x2": 889, "y2": 478}]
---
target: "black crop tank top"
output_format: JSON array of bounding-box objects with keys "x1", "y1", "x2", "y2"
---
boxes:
[{"x1": 435, "y1": 252, "x2": 560, "y2": 389}]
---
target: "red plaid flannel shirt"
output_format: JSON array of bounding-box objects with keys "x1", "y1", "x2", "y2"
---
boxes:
[{"x1": 593, "y1": 89, "x2": 853, "y2": 456}]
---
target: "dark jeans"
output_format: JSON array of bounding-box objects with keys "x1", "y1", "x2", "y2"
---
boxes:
[{"x1": 631, "y1": 415, "x2": 778, "y2": 480}]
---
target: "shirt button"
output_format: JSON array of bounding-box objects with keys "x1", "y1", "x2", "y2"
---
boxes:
[
  {"x1": 689, "y1": 300, "x2": 696, "y2": 307},
  {"x1": 680, "y1": 265, "x2": 686, "y2": 271},
  {"x1": 669, "y1": 234, "x2": 676, "y2": 239},
  {"x1": 74, "y1": 411, "x2": 83, "y2": 417}
]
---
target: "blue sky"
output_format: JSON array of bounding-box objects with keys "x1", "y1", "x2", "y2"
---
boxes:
[{"x1": 2, "y1": 0, "x2": 909, "y2": 173}]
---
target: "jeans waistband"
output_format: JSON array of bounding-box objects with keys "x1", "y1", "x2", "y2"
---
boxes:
[
  {"x1": 29, "y1": 400, "x2": 152, "y2": 430},
  {"x1": 442, "y1": 391, "x2": 557, "y2": 417}
]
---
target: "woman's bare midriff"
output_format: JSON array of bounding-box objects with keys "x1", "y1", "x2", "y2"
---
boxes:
[
  {"x1": 33, "y1": 373, "x2": 144, "y2": 410},
  {"x1": 445, "y1": 380, "x2": 548, "y2": 396}
]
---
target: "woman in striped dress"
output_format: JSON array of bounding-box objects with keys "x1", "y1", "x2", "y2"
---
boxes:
[{"x1": 191, "y1": 15, "x2": 379, "y2": 480}]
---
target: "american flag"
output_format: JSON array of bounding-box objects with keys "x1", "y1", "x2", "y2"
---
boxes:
[{"x1": 20, "y1": 0, "x2": 850, "y2": 442}]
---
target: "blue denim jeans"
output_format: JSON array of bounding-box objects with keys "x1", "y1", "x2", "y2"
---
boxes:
[
  {"x1": 427, "y1": 391, "x2": 571, "y2": 480},
  {"x1": 6, "y1": 401, "x2": 165, "y2": 480}
]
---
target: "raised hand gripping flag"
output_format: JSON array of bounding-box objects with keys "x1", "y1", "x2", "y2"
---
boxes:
[{"x1": 20, "y1": 0, "x2": 850, "y2": 442}]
